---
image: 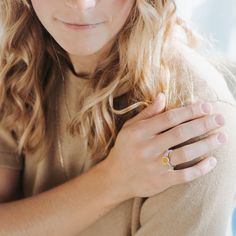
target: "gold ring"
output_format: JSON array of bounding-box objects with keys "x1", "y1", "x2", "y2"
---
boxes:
[{"x1": 160, "y1": 149, "x2": 175, "y2": 168}]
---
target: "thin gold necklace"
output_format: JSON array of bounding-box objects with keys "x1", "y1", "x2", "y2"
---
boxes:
[
  {"x1": 52, "y1": 42, "x2": 72, "y2": 181},
  {"x1": 55, "y1": 97, "x2": 70, "y2": 180},
  {"x1": 51, "y1": 39, "x2": 91, "y2": 180}
]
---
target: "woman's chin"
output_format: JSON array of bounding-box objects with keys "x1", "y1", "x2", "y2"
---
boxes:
[{"x1": 63, "y1": 44, "x2": 106, "y2": 57}]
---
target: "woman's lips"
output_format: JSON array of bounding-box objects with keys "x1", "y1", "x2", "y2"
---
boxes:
[{"x1": 62, "y1": 21, "x2": 103, "y2": 30}]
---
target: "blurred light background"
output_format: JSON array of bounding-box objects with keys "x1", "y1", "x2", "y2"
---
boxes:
[
  {"x1": 176, "y1": 1, "x2": 236, "y2": 235},
  {"x1": 177, "y1": 0, "x2": 236, "y2": 62}
]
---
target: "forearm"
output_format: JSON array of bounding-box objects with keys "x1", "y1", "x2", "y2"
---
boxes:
[{"x1": 0, "y1": 161, "x2": 125, "y2": 236}]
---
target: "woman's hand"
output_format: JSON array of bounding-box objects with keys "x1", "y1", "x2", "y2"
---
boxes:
[{"x1": 104, "y1": 93, "x2": 227, "y2": 200}]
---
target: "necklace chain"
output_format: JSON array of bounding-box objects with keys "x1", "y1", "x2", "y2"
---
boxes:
[
  {"x1": 51, "y1": 40, "x2": 71, "y2": 180},
  {"x1": 55, "y1": 87, "x2": 70, "y2": 180}
]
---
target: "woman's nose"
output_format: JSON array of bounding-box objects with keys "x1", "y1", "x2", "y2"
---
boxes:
[{"x1": 64, "y1": 0, "x2": 96, "y2": 10}]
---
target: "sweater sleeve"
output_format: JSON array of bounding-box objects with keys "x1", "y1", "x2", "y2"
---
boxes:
[
  {"x1": 0, "y1": 123, "x2": 24, "y2": 170},
  {"x1": 132, "y1": 100, "x2": 236, "y2": 236}
]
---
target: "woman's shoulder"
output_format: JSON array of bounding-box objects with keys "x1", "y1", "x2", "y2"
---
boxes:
[
  {"x1": 176, "y1": 42, "x2": 236, "y2": 107},
  {"x1": 196, "y1": 59, "x2": 236, "y2": 107}
]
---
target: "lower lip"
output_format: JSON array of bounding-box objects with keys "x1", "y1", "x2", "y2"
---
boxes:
[{"x1": 62, "y1": 22, "x2": 102, "y2": 30}]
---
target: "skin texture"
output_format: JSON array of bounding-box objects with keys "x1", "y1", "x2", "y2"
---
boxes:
[
  {"x1": 0, "y1": 161, "x2": 127, "y2": 235},
  {"x1": 31, "y1": 0, "x2": 135, "y2": 73}
]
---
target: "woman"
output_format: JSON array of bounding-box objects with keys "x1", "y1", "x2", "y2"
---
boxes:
[{"x1": 0, "y1": 0, "x2": 235, "y2": 235}]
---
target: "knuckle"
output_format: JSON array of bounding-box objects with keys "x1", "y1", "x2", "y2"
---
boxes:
[
  {"x1": 179, "y1": 170, "x2": 191, "y2": 182},
  {"x1": 165, "y1": 110, "x2": 177, "y2": 125},
  {"x1": 180, "y1": 168, "x2": 200, "y2": 182},
  {"x1": 174, "y1": 125, "x2": 186, "y2": 139},
  {"x1": 126, "y1": 123, "x2": 143, "y2": 139},
  {"x1": 204, "y1": 136, "x2": 214, "y2": 150},
  {"x1": 191, "y1": 169, "x2": 202, "y2": 180},
  {"x1": 202, "y1": 118, "x2": 211, "y2": 131},
  {"x1": 179, "y1": 148, "x2": 190, "y2": 163}
]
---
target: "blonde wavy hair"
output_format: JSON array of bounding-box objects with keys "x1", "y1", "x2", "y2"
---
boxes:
[{"x1": 0, "y1": 0, "x2": 235, "y2": 166}]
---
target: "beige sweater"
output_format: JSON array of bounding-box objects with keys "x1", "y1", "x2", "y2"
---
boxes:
[{"x1": 0, "y1": 69, "x2": 236, "y2": 236}]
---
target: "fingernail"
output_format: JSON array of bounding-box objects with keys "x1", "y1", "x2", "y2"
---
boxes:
[
  {"x1": 217, "y1": 132, "x2": 227, "y2": 144},
  {"x1": 215, "y1": 115, "x2": 225, "y2": 126},
  {"x1": 201, "y1": 102, "x2": 212, "y2": 114},
  {"x1": 209, "y1": 157, "x2": 217, "y2": 167}
]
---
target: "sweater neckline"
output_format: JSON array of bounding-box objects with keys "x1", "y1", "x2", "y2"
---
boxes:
[{"x1": 65, "y1": 58, "x2": 91, "y2": 81}]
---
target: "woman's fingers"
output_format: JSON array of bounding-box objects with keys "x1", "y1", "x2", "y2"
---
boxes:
[
  {"x1": 167, "y1": 132, "x2": 228, "y2": 166},
  {"x1": 123, "y1": 92, "x2": 166, "y2": 128},
  {"x1": 141, "y1": 101, "x2": 212, "y2": 138},
  {"x1": 107, "y1": 97, "x2": 228, "y2": 199},
  {"x1": 168, "y1": 156, "x2": 218, "y2": 185},
  {"x1": 147, "y1": 113, "x2": 225, "y2": 155}
]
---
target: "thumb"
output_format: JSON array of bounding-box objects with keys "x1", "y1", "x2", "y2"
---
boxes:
[{"x1": 126, "y1": 92, "x2": 166, "y2": 126}]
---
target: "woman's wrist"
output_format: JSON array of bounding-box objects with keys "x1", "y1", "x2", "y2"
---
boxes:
[{"x1": 95, "y1": 157, "x2": 131, "y2": 205}]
